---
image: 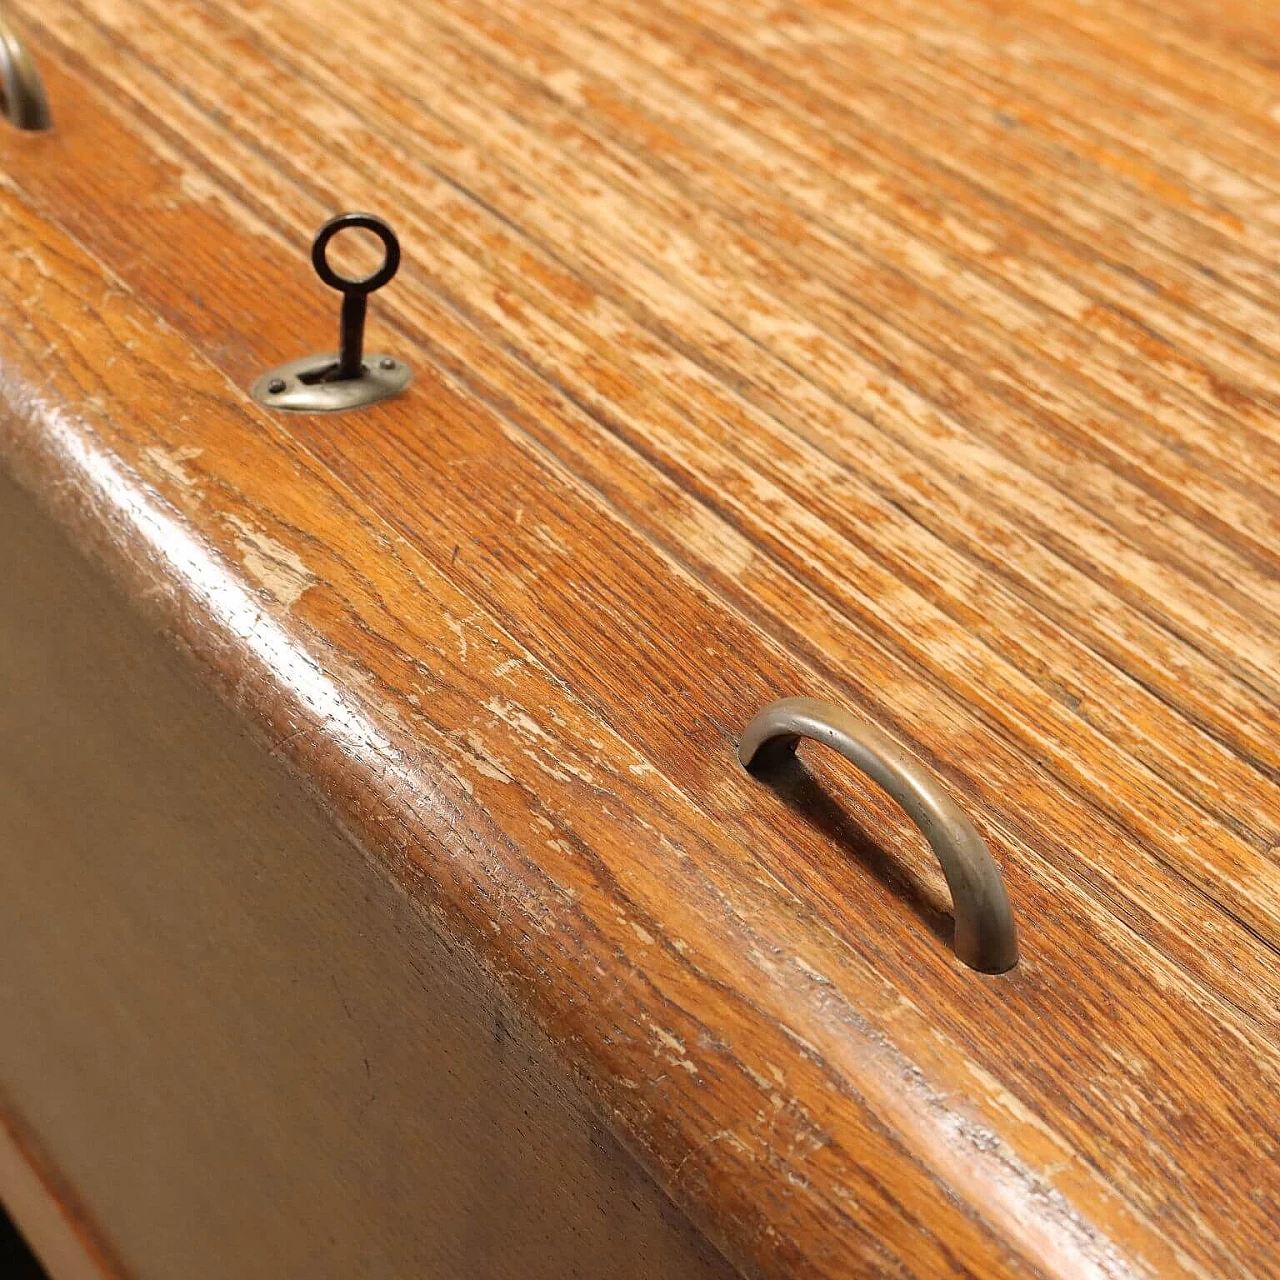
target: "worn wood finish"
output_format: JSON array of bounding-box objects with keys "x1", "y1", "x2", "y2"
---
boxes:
[
  {"x1": 0, "y1": 0, "x2": 1277, "y2": 1275},
  {"x1": 0, "y1": 466, "x2": 736, "y2": 1280}
]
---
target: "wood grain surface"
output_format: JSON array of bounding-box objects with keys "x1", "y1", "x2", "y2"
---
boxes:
[{"x1": 0, "y1": 0, "x2": 1277, "y2": 1275}]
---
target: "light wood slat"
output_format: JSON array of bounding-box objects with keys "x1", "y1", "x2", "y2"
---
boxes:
[{"x1": 485, "y1": 0, "x2": 1280, "y2": 553}]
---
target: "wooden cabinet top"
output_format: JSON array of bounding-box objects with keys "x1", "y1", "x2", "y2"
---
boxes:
[{"x1": 1, "y1": 0, "x2": 1277, "y2": 1275}]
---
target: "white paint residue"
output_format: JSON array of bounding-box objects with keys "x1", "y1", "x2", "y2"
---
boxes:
[
  {"x1": 43, "y1": 414, "x2": 394, "y2": 771},
  {"x1": 446, "y1": 615, "x2": 468, "y2": 662},
  {"x1": 224, "y1": 515, "x2": 317, "y2": 608},
  {"x1": 483, "y1": 696, "x2": 552, "y2": 742},
  {"x1": 649, "y1": 1022, "x2": 700, "y2": 1074},
  {"x1": 175, "y1": 170, "x2": 252, "y2": 225},
  {"x1": 546, "y1": 67, "x2": 588, "y2": 106},
  {"x1": 142, "y1": 445, "x2": 203, "y2": 490},
  {"x1": 793, "y1": 955, "x2": 834, "y2": 987},
  {"x1": 460, "y1": 733, "x2": 514, "y2": 785},
  {"x1": 652, "y1": 1025, "x2": 686, "y2": 1054}
]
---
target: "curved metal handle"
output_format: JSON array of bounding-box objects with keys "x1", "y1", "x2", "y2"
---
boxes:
[
  {"x1": 0, "y1": 17, "x2": 51, "y2": 132},
  {"x1": 739, "y1": 697, "x2": 1018, "y2": 973}
]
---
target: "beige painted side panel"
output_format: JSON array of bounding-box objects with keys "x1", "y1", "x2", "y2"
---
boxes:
[{"x1": 0, "y1": 466, "x2": 735, "y2": 1280}]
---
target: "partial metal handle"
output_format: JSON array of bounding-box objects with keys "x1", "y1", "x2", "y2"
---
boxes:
[
  {"x1": 739, "y1": 697, "x2": 1018, "y2": 973},
  {"x1": 0, "y1": 17, "x2": 51, "y2": 132}
]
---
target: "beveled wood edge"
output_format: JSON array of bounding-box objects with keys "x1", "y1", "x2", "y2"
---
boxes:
[{"x1": 0, "y1": 1098, "x2": 128, "y2": 1280}]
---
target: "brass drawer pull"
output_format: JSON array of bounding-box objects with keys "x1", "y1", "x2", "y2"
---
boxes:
[
  {"x1": 0, "y1": 17, "x2": 51, "y2": 131},
  {"x1": 739, "y1": 697, "x2": 1018, "y2": 973}
]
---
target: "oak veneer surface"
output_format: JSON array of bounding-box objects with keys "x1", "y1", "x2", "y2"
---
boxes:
[{"x1": 0, "y1": 0, "x2": 1277, "y2": 1276}]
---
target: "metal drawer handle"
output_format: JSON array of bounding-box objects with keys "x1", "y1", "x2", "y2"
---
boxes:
[
  {"x1": 739, "y1": 697, "x2": 1018, "y2": 973},
  {"x1": 0, "y1": 17, "x2": 51, "y2": 132}
]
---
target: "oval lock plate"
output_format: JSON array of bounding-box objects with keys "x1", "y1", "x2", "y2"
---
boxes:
[{"x1": 250, "y1": 353, "x2": 412, "y2": 413}]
